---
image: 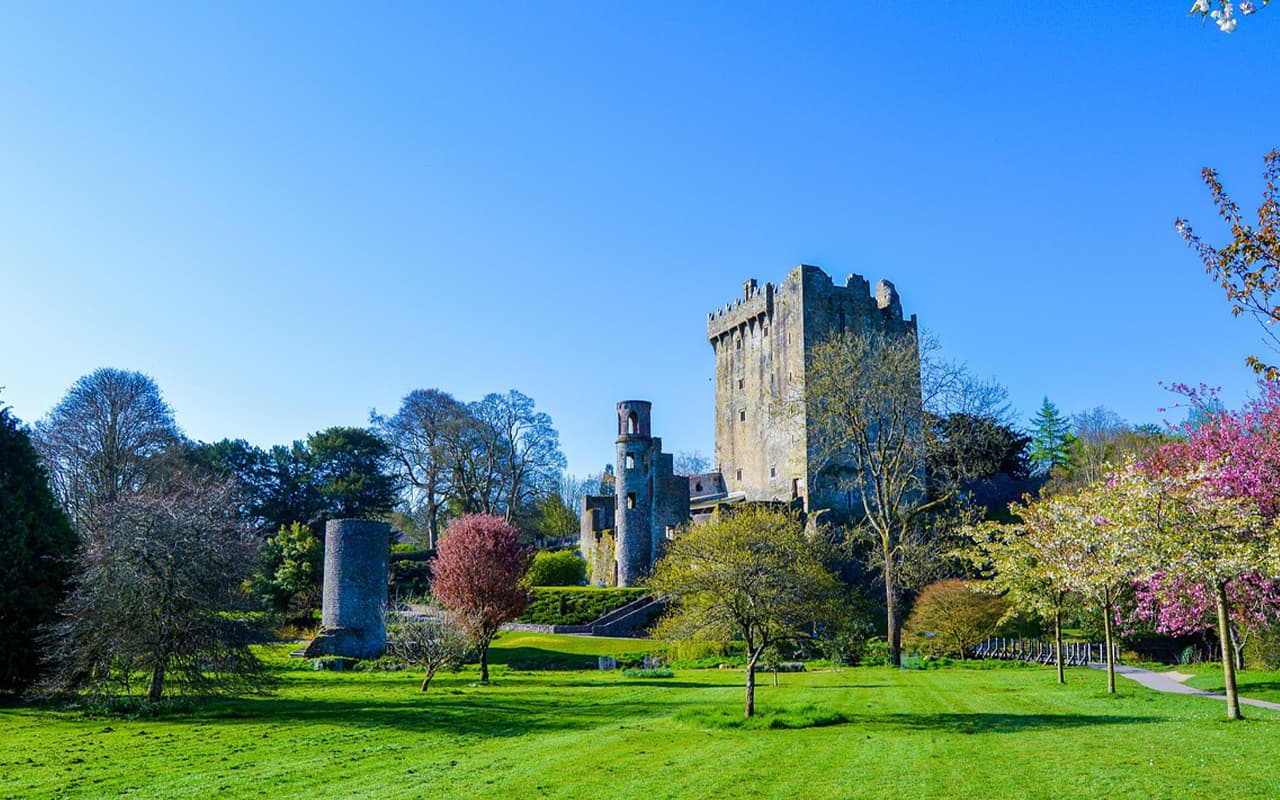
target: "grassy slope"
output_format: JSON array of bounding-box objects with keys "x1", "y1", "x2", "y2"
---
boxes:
[{"x1": 3, "y1": 634, "x2": 1279, "y2": 800}]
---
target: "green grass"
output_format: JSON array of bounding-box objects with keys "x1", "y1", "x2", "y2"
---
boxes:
[
  {"x1": 1175, "y1": 663, "x2": 1280, "y2": 703},
  {"x1": 4, "y1": 634, "x2": 1280, "y2": 799}
]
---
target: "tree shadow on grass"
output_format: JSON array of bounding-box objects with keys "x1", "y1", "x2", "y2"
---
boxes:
[
  {"x1": 859, "y1": 712, "x2": 1162, "y2": 734},
  {"x1": 174, "y1": 689, "x2": 689, "y2": 737}
]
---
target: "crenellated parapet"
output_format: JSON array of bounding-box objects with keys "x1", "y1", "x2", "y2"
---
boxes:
[{"x1": 707, "y1": 278, "x2": 774, "y2": 343}]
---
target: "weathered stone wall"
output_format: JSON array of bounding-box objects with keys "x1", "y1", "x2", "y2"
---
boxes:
[
  {"x1": 579, "y1": 495, "x2": 616, "y2": 586},
  {"x1": 306, "y1": 519, "x2": 390, "y2": 660},
  {"x1": 708, "y1": 264, "x2": 920, "y2": 521}
]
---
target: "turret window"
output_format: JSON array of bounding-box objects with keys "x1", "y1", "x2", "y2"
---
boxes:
[
  {"x1": 626, "y1": 492, "x2": 636, "y2": 510},
  {"x1": 626, "y1": 454, "x2": 635, "y2": 470},
  {"x1": 627, "y1": 412, "x2": 638, "y2": 434}
]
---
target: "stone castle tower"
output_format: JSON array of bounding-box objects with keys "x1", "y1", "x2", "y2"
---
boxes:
[
  {"x1": 707, "y1": 264, "x2": 918, "y2": 516},
  {"x1": 580, "y1": 401, "x2": 689, "y2": 587}
]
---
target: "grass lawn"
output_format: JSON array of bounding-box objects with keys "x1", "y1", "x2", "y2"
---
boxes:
[
  {"x1": 1172, "y1": 662, "x2": 1280, "y2": 704},
  {"x1": 3, "y1": 633, "x2": 1279, "y2": 799}
]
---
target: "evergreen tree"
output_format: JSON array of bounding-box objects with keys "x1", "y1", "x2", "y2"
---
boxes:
[
  {"x1": 0, "y1": 403, "x2": 78, "y2": 694},
  {"x1": 1028, "y1": 397, "x2": 1074, "y2": 476}
]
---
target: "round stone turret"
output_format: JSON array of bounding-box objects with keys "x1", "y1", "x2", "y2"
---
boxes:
[
  {"x1": 617, "y1": 400, "x2": 652, "y2": 440},
  {"x1": 305, "y1": 519, "x2": 390, "y2": 660}
]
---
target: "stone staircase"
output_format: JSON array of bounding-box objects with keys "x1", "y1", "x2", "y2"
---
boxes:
[{"x1": 503, "y1": 595, "x2": 667, "y2": 638}]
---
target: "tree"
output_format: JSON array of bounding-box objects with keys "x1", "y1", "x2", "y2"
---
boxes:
[
  {"x1": 647, "y1": 506, "x2": 843, "y2": 717},
  {"x1": 672, "y1": 451, "x2": 711, "y2": 476},
  {"x1": 33, "y1": 368, "x2": 181, "y2": 524},
  {"x1": 385, "y1": 609, "x2": 471, "y2": 691},
  {"x1": 1189, "y1": 0, "x2": 1270, "y2": 33},
  {"x1": 305, "y1": 426, "x2": 398, "y2": 521},
  {"x1": 965, "y1": 513, "x2": 1077, "y2": 684},
  {"x1": 372, "y1": 389, "x2": 466, "y2": 549},
  {"x1": 0, "y1": 402, "x2": 78, "y2": 694},
  {"x1": 249, "y1": 522, "x2": 323, "y2": 612},
  {"x1": 41, "y1": 458, "x2": 263, "y2": 703},
  {"x1": 1177, "y1": 149, "x2": 1280, "y2": 378},
  {"x1": 1108, "y1": 464, "x2": 1279, "y2": 720},
  {"x1": 531, "y1": 492, "x2": 579, "y2": 545},
  {"x1": 430, "y1": 513, "x2": 532, "y2": 683},
  {"x1": 798, "y1": 329, "x2": 999, "y2": 665},
  {"x1": 473, "y1": 391, "x2": 566, "y2": 521},
  {"x1": 1039, "y1": 482, "x2": 1137, "y2": 694},
  {"x1": 903, "y1": 579, "x2": 1008, "y2": 659},
  {"x1": 1028, "y1": 397, "x2": 1074, "y2": 478}
]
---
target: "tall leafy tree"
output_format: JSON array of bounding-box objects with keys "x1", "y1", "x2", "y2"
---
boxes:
[
  {"x1": 648, "y1": 506, "x2": 842, "y2": 717},
  {"x1": 33, "y1": 368, "x2": 181, "y2": 523},
  {"x1": 0, "y1": 402, "x2": 78, "y2": 694},
  {"x1": 305, "y1": 426, "x2": 398, "y2": 521},
  {"x1": 1028, "y1": 397, "x2": 1074, "y2": 477}
]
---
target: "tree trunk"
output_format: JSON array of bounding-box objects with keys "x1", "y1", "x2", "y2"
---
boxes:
[
  {"x1": 479, "y1": 644, "x2": 490, "y2": 684},
  {"x1": 1215, "y1": 581, "x2": 1242, "y2": 721},
  {"x1": 147, "y1": 661, "x2": 165, "y2": 704},
  {"x1": 745, "y1": 650, "x2": 760, "y2": 718},
  {"x1": 1054, "y1": 607, "x2": 1065, "y2": 685},
  {"x1": 421, "y1": 669, "x2": 436, "y2": 692},
  {"x1": 1102, "y1": 587, "x2": 1116, "y2": 695},
  {"x1": 885, "y1": 559, "x2": 901, "y2": 667},
  {"x1": 427, "y1": 504, "x2": 439, "y2": 550}
]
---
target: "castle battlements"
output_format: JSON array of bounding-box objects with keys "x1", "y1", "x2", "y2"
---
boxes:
[{"x1": 707, "y1": 278, "x2": 775, "y2": 342}]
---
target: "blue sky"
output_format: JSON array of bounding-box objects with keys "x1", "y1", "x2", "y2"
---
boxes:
[{"x1": 1, "y1": 2, "x2": 1277, "y2": 477}]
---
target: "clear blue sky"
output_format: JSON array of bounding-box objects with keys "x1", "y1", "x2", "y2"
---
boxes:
[{"x1": 1, "y1": 2, "x2": 1276, "y2": 477}]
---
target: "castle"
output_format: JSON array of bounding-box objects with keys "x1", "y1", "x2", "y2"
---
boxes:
[{"x1": 581, "y1": 264, "x2": 918, "y2": 587}]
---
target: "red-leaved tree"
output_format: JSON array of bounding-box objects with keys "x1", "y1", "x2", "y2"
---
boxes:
[{"x1": 430, "y1": 513, "x2": 532, "y2": 683}]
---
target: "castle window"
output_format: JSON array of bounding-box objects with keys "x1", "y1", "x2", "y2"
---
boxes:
[
  {"x1": 736, "y1": 469, "x2": 743, "y2": 481},
  {"x1": 737, "y1": 379, "x2": 744, "y2": 390},
  {"x1": 695, "y1": 481, "x2": 703, "y2": 492},
  {"x1": 736, "y1": 337, "x2": 742, "y2": 350},
  {"x1": 627, "y1": 492, "x2": 636, "y2": 510},
  {"x1": 626, "y1": 454, "x2": 635, "y2": 470},
  {"x1": 763, "y1": 326, "x2": 769, "y2": 337},
  {"x1": 770, "y1": 465, "x2": 776, "y2": 478},
  {"x1": 739, "y1": 410, "x2": 746, "y2": 422},
  {"x1": 627, "y1": 412, "x2": 638, "y2": 434}
]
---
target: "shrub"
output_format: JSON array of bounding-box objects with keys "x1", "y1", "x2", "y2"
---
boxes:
[
  {"x1": 903, "y1": 579, "x2": 1008, "y2": 659},
  {"x1": 524, "y1": 549, "x2": 587, "y2": 587},
  {"x1": 861, "y1": 637, "x2": 892, "y2": 667}
]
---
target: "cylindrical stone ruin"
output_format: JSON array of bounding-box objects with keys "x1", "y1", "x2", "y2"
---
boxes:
[{"x1": 306, "y1": 519, "x2": 390, "y2": 660}]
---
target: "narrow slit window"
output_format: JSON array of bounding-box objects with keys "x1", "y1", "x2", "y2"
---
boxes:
[
  {"x1": 626, "y1": 492, "x2": 636, "y2": 510},
  {"x1": 737, "y1": 378, "x2": 744, "y2": 390},
  {"x1": 739, "y1": 410, "x2": 746, "y2": 422},
  {"x1": 736, "y1": 469, "x2": 743, "y2": 481},
  {"x1": 770, "y1": 465, "x2": 776, "y2": 478}
]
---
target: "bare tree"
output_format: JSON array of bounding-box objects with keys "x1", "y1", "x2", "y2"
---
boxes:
[
  {"x1": 477, "y1": 391, "x2": 566, "y2": 521},
  {"x1": 33, "y1": 368, "x2": 181, "y2": 525},
  {"x1": 672, "y1": 450, "x2": 712, "y2": 476},
  {"x1": 372, "y1": 389, "x2": 466, "y2": 548},
  {"x1": 385, "y1": 609, "x2": 472, "y2": 691},
  {"x1": 795, "y1": 329, "x2": 994, "y2": 665},
  {"x1": 40, "y1": 456, "x2": 264, "y2": 703}
]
